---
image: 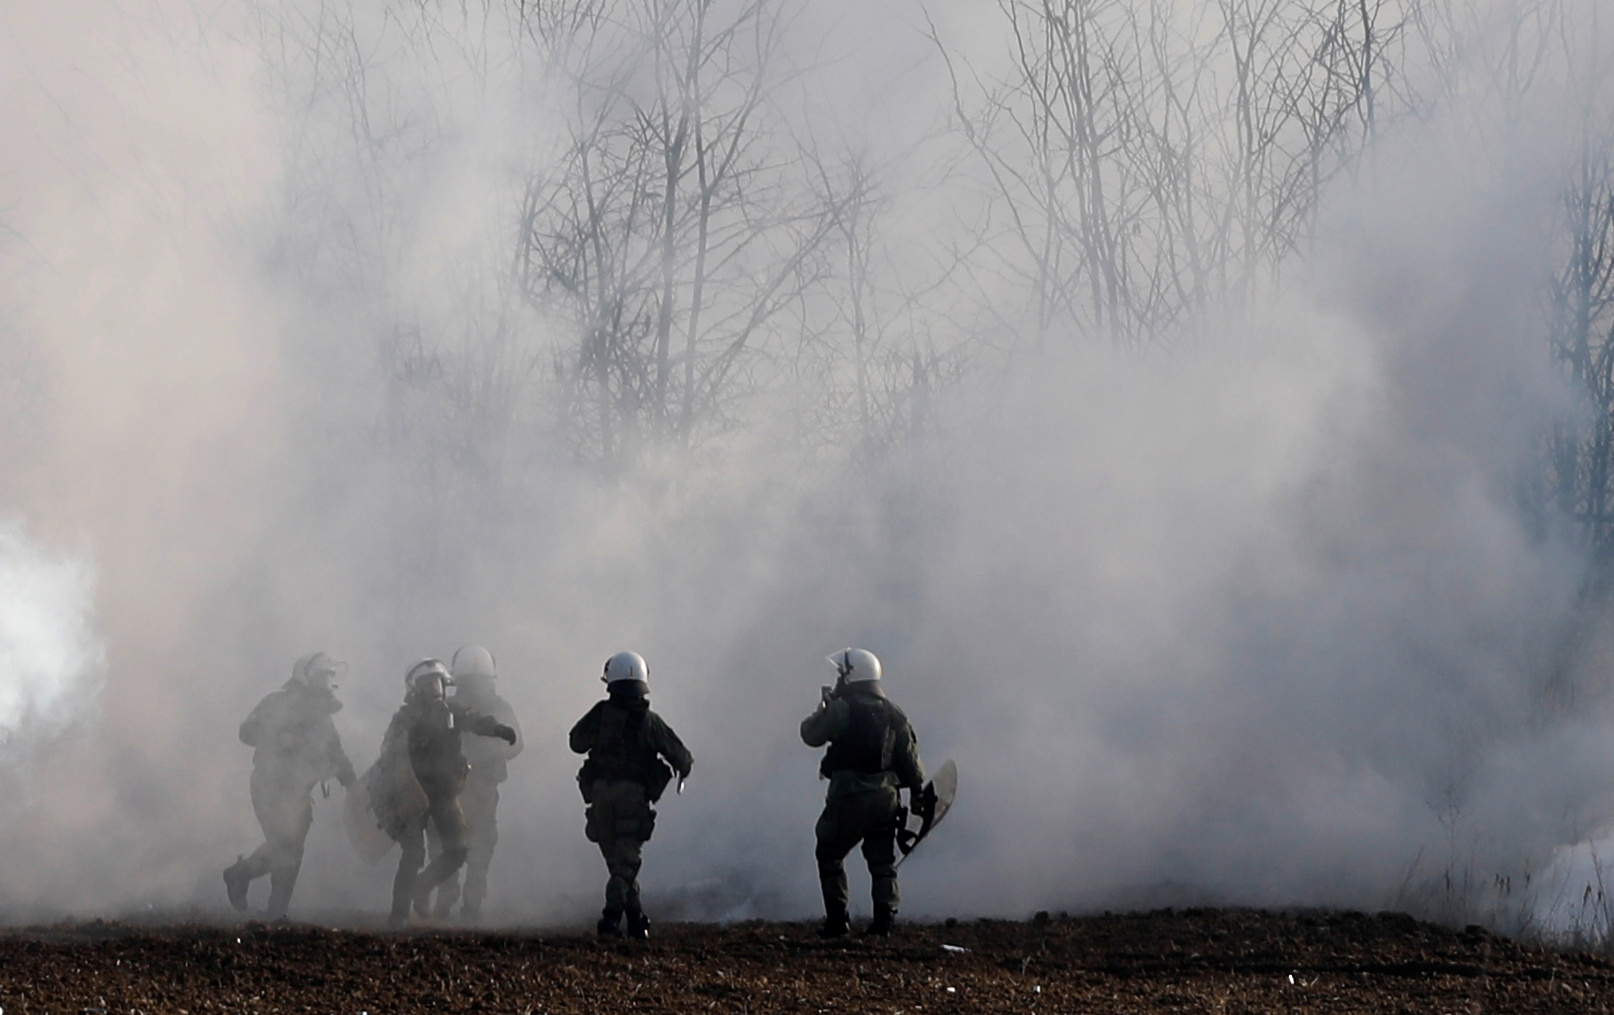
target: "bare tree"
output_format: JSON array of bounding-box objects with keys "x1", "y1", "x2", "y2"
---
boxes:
[
  {"x1": 937, "y1": 0, "x2": 1407, "y2": 349},
  {"x1": 515, "y1": 0, "x2": 837, "y2": 470},
  {"x1": 1544, "y1": 46, "x2": 1614, "y2": 566},
  {"x1": 789, "y1": 144, "x2": 970, "y2": 460}
]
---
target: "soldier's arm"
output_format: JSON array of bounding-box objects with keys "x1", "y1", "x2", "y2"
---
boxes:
[
  {"x1": 894, "y1": 721, "x2": 926, "y2": 791},
  {"x1": 453, "y1": 702, "x2": 516, "y2": 743},
  {"x1": 499, "y1": 699, "x2": 524, "y2": 761},
  {"x1": 324, "y1": 719, "x2": 357, "y2": 788},
  {"x1": 799, "y1": 698, "x2": 848, "y2": 747},
  {"x1": 650, "y1": 715, "x2": 693, "y2": 778},
  {"x1": 238, "y1": 694, "x2": 273, "y2": 746},
  {"x1": 568, "y1": 703, "x2": 601, "y2": 755}
]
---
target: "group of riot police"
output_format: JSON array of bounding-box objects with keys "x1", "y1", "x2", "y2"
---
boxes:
[{"x1": 224, "y1": 645, "x2": 926, "y2": 939}]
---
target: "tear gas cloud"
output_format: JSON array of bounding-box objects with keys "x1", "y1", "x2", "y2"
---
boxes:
[
  {"x1": 0, "y1": 522, "x2": 104, "y2": 753},
  {"x1": 1, "y1": 0, "x2": 1612, "y2": 930}
]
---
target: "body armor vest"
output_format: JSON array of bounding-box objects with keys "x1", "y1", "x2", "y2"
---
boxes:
[
  {"x1": 406, "y1": 697, "x2": 470, "y2": 788},
  {"x1": 582, "y1": 699, "x2": 672, "y2": 798},
  {"x1": 820, "y1": 695, "x2": 900, "y2": 778}
]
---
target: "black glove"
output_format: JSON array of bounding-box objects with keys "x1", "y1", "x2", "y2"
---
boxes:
[{"x1": 496, "y1": 724, "x2": 517, "y2": 745}]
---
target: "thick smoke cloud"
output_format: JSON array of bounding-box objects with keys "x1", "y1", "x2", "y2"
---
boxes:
[
  {"x1": 0, "y1": 522, "x2": 104, "y2": 753},
  {"x1": 1, "y1": 0, "x2": 1612, "y2": 934}
]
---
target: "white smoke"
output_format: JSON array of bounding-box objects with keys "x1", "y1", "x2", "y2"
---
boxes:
[
  {"x1": 0, "y1": 521, "x2": 104, "y2": 751},
  {"x1": 3, "y1": 0, "x2": 1614, "y2": 931}
]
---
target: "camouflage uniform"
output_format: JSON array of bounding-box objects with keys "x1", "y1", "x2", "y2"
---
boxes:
[
  {"x1": 800, "y1": 681, "x2": 924, "y2": 932},
  {"x1": 426, "y1": 675, "x2": 522, "y2": 920},
  {"x1": 228, "y1": 680, "x2": 356, "y2": 919},
  {"x1": 569, "y1": 681, "x2": 692, "y2": 937},
  {"x1": 376, "y1": 690, "x2": 513, "y2": 925}
]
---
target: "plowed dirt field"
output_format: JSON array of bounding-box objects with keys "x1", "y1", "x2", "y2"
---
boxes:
[{"x1": 2, "y1": 908, "x2": 1611, "y2": 1014}]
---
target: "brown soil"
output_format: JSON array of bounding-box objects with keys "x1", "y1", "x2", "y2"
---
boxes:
[{"x1": 1, "y1": 908, "x2": 1611, "y2": 1014}]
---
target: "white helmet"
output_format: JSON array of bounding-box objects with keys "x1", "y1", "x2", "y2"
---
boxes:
[
  {"x1": 451, "y1": 645, "x2": 497, "y2": 680},
  {"x1": 603, "y1": 650, "x2": 649, "y2": 685},
  {"x1": 827, "y1": 648, "x2": 881, "y2": 684},
  {"x1": 406, "y1": 658, "x2": 453, "y2": 695},
  {"x1": 293, "y1": 651, "x2": 345, "y2": 689}
]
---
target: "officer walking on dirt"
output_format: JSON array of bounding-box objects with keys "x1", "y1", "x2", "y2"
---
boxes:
[
  {"x1": 423, "y1": 645, "x2": 523, "y2": 922},
  {"x1": 374, "y1": 658, "x2": 516, "y2": 927},
  {"x1": 569, "y1": 651, "x2": 692, "y2": 940},
  {"x1": 801, "y1": 648, "x2": 925, "y2": 938},
  {"x1": 224, "y1": 652, "x2": 357, "y2": 920}
]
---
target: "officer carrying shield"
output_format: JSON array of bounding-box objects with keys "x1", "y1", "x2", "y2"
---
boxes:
[
  {"x1": 801, "y1": 648, "x2": 925, "y2": 938},
  {"x1": 422, "y1": 645, "x2": 523, "y2": 922},
  {"x1": 375, "y1": 659, "x2": 516, "y2": 926}
]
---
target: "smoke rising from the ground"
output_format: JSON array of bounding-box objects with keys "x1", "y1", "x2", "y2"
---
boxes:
[
  {"x1": 0, "y1": 522, "x2": 104, "y2": 754},
  {"x1": 1, "y1": 0, "x2": 1613, "y2": 931}
]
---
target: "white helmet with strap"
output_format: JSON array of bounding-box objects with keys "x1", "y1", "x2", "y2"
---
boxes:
[
  {"x1": 827, "y1": 647, "x2": 881, "y2": 684},
  {"x1": 406, "y1": 658, "x2": 453, "y2": 695},
  {"x1": 603, "y1": 650, "x2": 649, "y2": 685}
]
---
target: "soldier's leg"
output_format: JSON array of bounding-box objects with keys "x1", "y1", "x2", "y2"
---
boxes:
[
  {"x1": 589, "y1": 782, "x2": 624, "y2": 935},
  {"x1": 861, "y1": 820, "x2": 899, "y2": 933},
  {"x1": 608, "y1": 833, "x2": 646, "y2": 931},
  {"x1": 589, "y1": 780, "x2": 646, "y2": 935},
  {"x1": 600, "y1": 787, "x2": 645, "y2": 916},
  {"x1": 458, "y1": 783, "x2": 499, "y2": 919},
  {"x1": 613, "y1": 788, "x2": 649, "y2": 927},
  {"x1": 228, "y1": 842, "x2": 274, "y2": 894},
  {"x1": 425, "y1": 815, "x2": 454, "y2": 919},
  {"x1": 856, "y1": 787, "x2": 902, "y2": 933},
  {"x1": 391, "y1": 823, "x2": 427, "y2": 926},
  {"x1": 814, "y1": 800, "x2": 861, "y2": 933},
  {"x1": 619, "y1": 838, "x2": 649, "y2": 939},
  {"x1": 235, "y1": 844, "x2": 275, "y2": 881},
  {"x1": 265, "y1": 796, "x2": 315, "y2": 920},
  {"x1": 224, "y1": 844, "x2": 269, "y2": 911},
  {"x1": 235, "y1": 774, "x2": 311, "y2": 916},
  {"x1": 611, "y1": 792, "x2": 650, "y2": 938},
  {"x1": 414, "y1": 790, "x2": 469, "y2": 914},
  {"x1": 227, "y1": 770, "x2": 289, "y2": 905}
]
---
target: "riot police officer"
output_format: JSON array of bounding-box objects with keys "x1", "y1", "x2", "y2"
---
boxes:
[{"x1": 801, "y1": 648, "x2": 925, "y2": 937}]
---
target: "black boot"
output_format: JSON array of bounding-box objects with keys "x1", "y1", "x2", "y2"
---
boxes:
[
  {"x1": 597, "y1": 908, "x2": 624, "y2": 938},
  {"x1": 863, "y1": 907, "x2": 895, "y2": 937},
  {"x1": 223, "y1": 857, "x2": 250, "y2": 912},
  {"x1": 818, "y1": 910, "x2": 850, "y2": 939},
  {"x1": 625, "y1": 909, "x2": 650, "y2": 941}
]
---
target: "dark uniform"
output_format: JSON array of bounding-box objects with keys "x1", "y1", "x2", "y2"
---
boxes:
[
  {"x1": 801, "y1": 679, "x2": 924, "y2": 935},
  {"x1": 569, "y1": 679, "x2": 692, "y2": 938},
  {"x1": 375, "y1": 673, "x2": 514, "y2": 926},
  {"x1": 225, "y1": 668, "x2": 356, "y2": 919},
  {"x1": 427, "y1": 674, "x2": 522, "y2": 919}
]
